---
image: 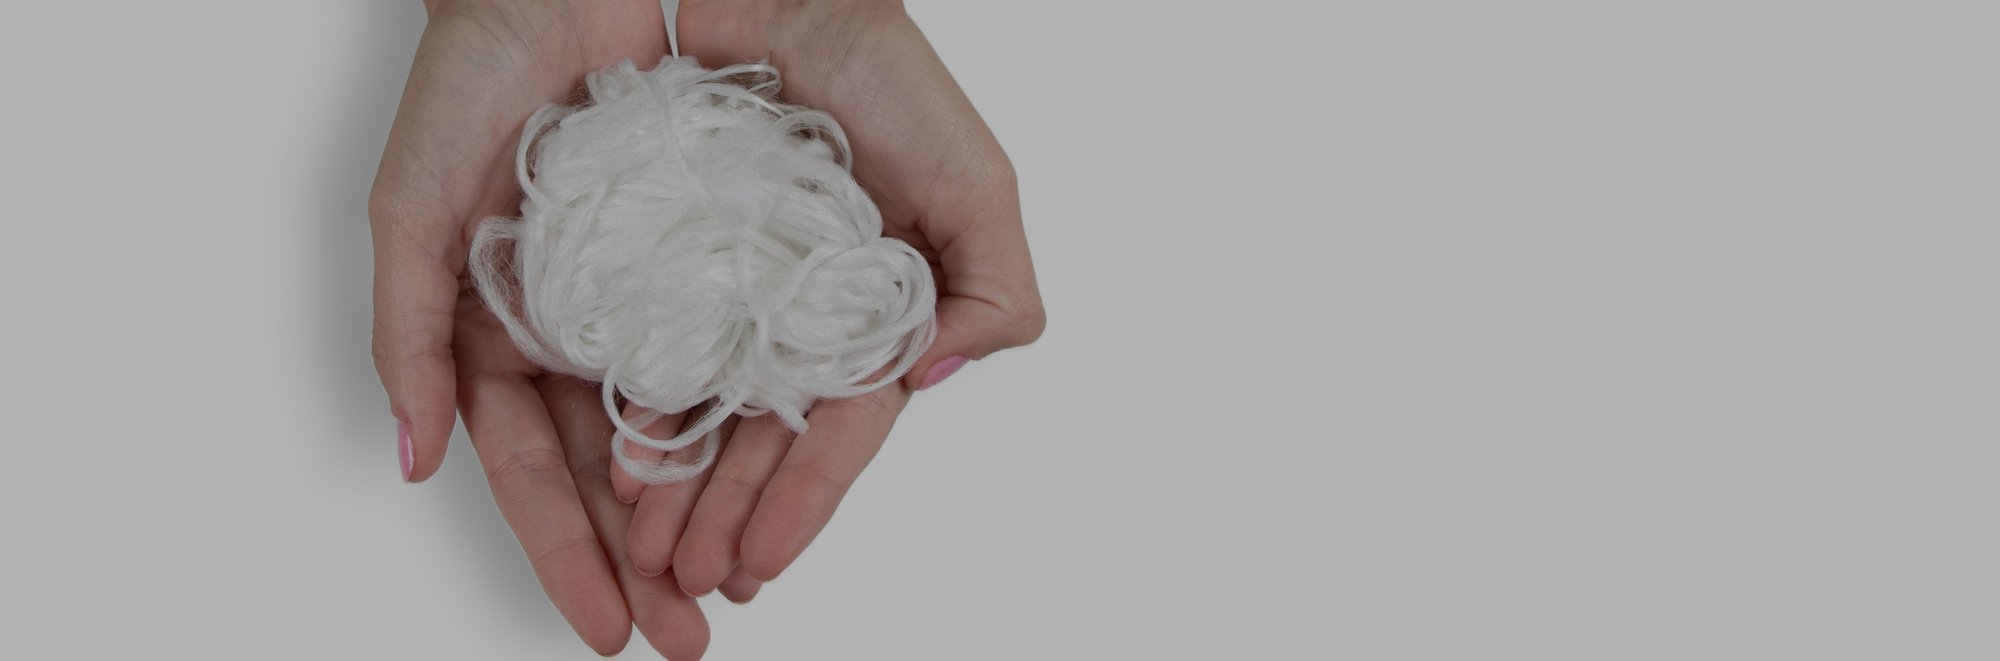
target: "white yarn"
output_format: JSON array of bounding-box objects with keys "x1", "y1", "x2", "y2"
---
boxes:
[{"x1": 469, "y1": 57, "x2": 937, "y2": 484}]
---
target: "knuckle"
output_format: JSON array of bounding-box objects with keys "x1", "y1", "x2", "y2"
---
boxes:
[
  {"x1": 484, "y1": 447, "x2": 571, "y2": 490},
  {"x1": 1009, "y1": 300, "x2": 1047, "y2": 346},
  {"x1": 710, "y1": 467, "x2": 766, "y2": 497},
  {"x1": 772, "y1": 458, "x2": 844, "y2": 500},
  {"x1": 371, "y1": 338, "x2": 456, "y2": 393},
  {"x1": 788, "y1": 462, "x2": 848, "y2": 497},
  {"x1": 994, "y1": 161, "x2": 1020, "y2": 192},
  {"x1": 529, "y1": 534, "x2": 601, "y2": 568},
  {"x1": 621, "y1": 443, "x2": 669, "y2": 465},
  {"x1": 370, "y1": 332, "x2": 392, "y2": 373},
  {"x1": 846, "y1": 389, "x2": 898, "y2": 420}
]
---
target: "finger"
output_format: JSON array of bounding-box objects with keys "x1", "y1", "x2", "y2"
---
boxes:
[
  {"x1": 627, "y1": 413, "x2": 732, "y2": 578},
  {"x1": 370, "y1": 178, "x2": 461, "y2": 482},
  {"x1": 629, "y1": 474, "x2": 706, "y2": 578},
  {"x1": 610, "y1": 405, "x2": 689, "y2": 504},
  {"x1": 717, "y1": 565, "x2": 762, "y2": 605},
  {"x1": 459, "y1": 370, "x2": 631, "y2": 655},
  {"x1": 673, "y1": 414, "x2": 796, "y2": 596},
  {"x1": 901, "y1": 189, "x2": 1047, "y2": 392},
  {"x1": 540, "y1": 377, "x2": 710, "y2": 661},
  {"x1": 741, "y1": 383, "x2": 911, "y2": 581}
]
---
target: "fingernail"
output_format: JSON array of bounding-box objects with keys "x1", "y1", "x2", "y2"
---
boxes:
[
  {"x1": 919, "y1": 355, "x2": 970, "y2": 390},
  {"x1": 397, "y1": 419, "x2": 414, "y2": 483}
]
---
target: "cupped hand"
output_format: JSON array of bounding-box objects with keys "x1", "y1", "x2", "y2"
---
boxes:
[
  {"x1": 371, "y1": 0, "x2": 711, "y2": 656},
  {"x1": 370, "y1": 0, "x2": 1042, "y2": 655},
  {"x1": 607, "y1": 0, "x2": 1044, "y2": 598}
]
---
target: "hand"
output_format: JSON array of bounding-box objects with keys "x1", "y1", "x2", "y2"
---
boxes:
[
  {"x1": 370, "y1": 0, "x2": 715, "y2": 656},
  {"x1": 369, "y1": 0, "x2": 1043, "y2": 655},
  {"x1": 609, "y1": 0, "x2": 1045, "y2": 597}
]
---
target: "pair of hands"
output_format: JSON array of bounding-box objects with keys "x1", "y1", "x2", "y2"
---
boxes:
[{"x1": 369, "y1": 0, "x2": 1043, "y2": 656}]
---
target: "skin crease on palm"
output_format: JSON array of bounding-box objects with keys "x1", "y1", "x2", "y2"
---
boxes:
[{"x1": 369, "y1": 0, "x2": 1044, "y2": 657}]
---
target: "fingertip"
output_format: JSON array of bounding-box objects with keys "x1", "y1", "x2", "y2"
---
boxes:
[
  {"x1": 899, "y1": 323, "x2": 963, "y2": 392},
  {"x1": 399, "y1": 411, "x2": 456, "y2": 484},
  {"x1": 671, "y1": 540, "x2": 724, "y2": 595},
  {"x1": 900, "y1": 353, "x2": 947, "y2": 392},
  {"x1": 584, "y1": 602, "x2": 636, "y2": 657},
  {"x1": 917, "y1": 355, "x2": 969, "y2": 391},
  {"x1": 656, "y1": 623, "x2": 710, "y2": 661},
  {"x1": 739, "y1": 545, "x2": 791, "y2": 583},
  {"x1": 663, "y1": 636, "x2": 709, "y2": 661},
  {"x1": 674, "y1": 566, "x2": 721, "y2": 598},
  {"x1": 637, "y1": 569, "x2": 712, "y2": 661},
  {"x1": 899, "y1": 349, "x2": 965, "y2": 393},
  {"x1": 579, "y1": 618, "x2": 633, "y2": 657},
  {"x1": 718, "y1": 567, "x2": 763, "y2": 604},
  {"x1": 739, "y1": 517, "x2": 805, "y2": 582},
  {"x1": 611, "y1": 460, "x2": 644, "y2": 503},
  {"x1": 899, "y1": 296, "x2": 1016, "y2": 391},
  {"x1": 628, "y1": 480, "x2": 703, "y2": 583},
  {"x1": 627, "y1": 502, "x2": 678, "y2": 579},
  {"x1": 740, "y1": 488, "x2": 830, "y2": 582}
]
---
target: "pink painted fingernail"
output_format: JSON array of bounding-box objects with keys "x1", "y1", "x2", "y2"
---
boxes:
[
  {"x1": 397, "y1": 419, "x2": 414, "y2": 482},
  {"x1": 919, "y1": 355, "x2": 970, "y2": 390}
]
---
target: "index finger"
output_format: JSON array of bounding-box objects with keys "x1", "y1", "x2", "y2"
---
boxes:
[
  {"x1": 460, "y1": 369, "x2": 632, "y2": 655},
  {"x1": 738, "y1": 383, "x2": 912, "y2": 581}
]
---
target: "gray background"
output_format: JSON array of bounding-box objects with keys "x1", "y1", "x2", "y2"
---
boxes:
[{"x1": 0, "y1": 0, "x2": 1992, "y2": 658}]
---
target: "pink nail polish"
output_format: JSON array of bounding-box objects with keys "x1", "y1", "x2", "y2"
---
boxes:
[
  {"x1": 397, "y1": 419, "x2": 414, "y2": 482},
  {"x1": 919, "y1": 355, "x2": 969, "y2": 390}
]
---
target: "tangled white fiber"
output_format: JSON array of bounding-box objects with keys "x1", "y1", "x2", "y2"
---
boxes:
[{"x1": 470, "y1": 57, "x2": 937, "y2": 484}]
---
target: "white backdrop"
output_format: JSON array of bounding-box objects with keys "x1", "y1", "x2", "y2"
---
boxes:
[{"x1": 0, "y1": 1, "x2": 1994, "y2": 658}]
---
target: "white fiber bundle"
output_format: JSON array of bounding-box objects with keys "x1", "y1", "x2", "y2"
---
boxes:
[{"x1": 470, "y1": 57, "x2": 937, "y2": 484}]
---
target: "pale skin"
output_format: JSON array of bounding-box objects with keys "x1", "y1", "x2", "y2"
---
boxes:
[{"x1": 370, "y1": 0, "x2": 1044, "y2": 657}]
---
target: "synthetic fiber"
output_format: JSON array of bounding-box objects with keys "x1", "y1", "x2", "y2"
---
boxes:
[{"x1": 469, "y1": 57, "x2": 938, "y2": 484}]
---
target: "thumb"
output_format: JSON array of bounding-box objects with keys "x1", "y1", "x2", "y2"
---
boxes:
[
  {"x1": 370, "y1": 191, "x2": 462, "y2": 484},
  {"x1": 901, "y1": 194, "x2": 1046, "y2": 392}
]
